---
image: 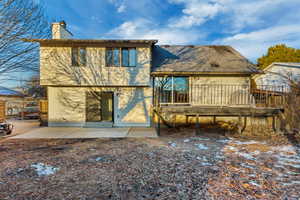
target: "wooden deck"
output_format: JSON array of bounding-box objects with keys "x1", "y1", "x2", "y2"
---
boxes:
[
  {"x1": 153, "y1": 105, "x2": 284, "y2": 135},
  {"x1": 153, "y1": 84, "x2": 287, "y2": 135}
]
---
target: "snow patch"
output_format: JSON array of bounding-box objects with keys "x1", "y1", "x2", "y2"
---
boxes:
[
  {"x1": 232, "y1": 140, "x2": 266, "y2": 145},
  {"x1": 196, "y1": 156, "x2": 208, "y2": 162},
  {"x1": 183, "y1": 139, "x2": 190, "y2": 143},
  {"x1": 31, "y1": 163, "x2": 59, "y2": 176},
  {"x1": 200, "y1": 162, "x2": 212, "y2": 166},
  {"x1": 236, "y1": 152, "x2": 255, "y2": 160},
  {"x1": 272, "y1": 145, "x2": 296, "y2": 153},
  {"x1": 249, "y1": 180, "x2": 261, "y2": 187},
  {"x1": 281, "y1": 180, "x2": 300, "y2": 186},
  {"x1": 194, "y1": 144, "x2": 208, "y2": 150},
  {"x1": 251, "y1": 150, "x2": 260, "y2": 155},
  {"x1": 168, "y1": 142, "x2": 177, "y2": 147},
  {"x1": 225, "y1": 146, "x2": 238, "y2": 151},
  {"x1": 217, "y1": 139, "x2": 230, "y2": 143},
  {"x1": 195, "y1": 137, "x2": 210, "y2": 141},
  {"x1": 95, "y1": 157, "x2": 104, "y2": 162},
  {"x1": 240, "y1": 163, "x2": 256, "y2": 169}
]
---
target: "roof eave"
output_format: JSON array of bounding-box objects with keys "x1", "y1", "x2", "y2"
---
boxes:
[
  {"x1": 22, "y1": 38, "x2": 158, "y2": 45},
  {"x1": 151, "y1": 71, "x2": 258, "y2": 76}
]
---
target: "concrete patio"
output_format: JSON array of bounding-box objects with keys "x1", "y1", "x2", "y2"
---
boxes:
[{"x1": 11, "y1": 127, "x2": 158, "y2": 139}]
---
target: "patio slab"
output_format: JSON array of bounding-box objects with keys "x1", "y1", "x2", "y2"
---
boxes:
[
  {"x1": 11, "y1": 127, "x2": 157, "y2": 139},
  {"x1": 127, "y1": 127, "x2": 158, "y2": 138}
]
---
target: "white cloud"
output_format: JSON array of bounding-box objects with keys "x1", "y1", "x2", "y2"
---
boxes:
[
  {"x1": 90, "y1": 16, "x2": 102, "y2": 24},
  {"x1": 215, "y1": 24, "x2": 300, "y2": 61},
  {"x1": 107, "y1": 18, "x2": 204, "y2": 44},
  {"x1": 168, "y1": 0, "x2": 300, "y2": 32},
  {"x1": 169, "y1": 0, "x2": 224, "y2": 28},
  {"x1": 117, "y1": 3, "x2": 126, "y2": 13},
  {"x1": 108, "y1": 0, "x2": 127, "y2": 13}
]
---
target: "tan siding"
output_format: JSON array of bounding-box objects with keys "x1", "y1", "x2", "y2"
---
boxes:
[
  {"x1": 47, "y1": 87, "x2": 152, "y2": 126},
  {"x1": 190, "y1": 76, "x2": 251, "y2": 105},
  {"x1": 48, "y1": 87, "x2": 86, "y2": 123},
  {"x1": 40, "y1": 47, "x2": 151, "y2": 86}
]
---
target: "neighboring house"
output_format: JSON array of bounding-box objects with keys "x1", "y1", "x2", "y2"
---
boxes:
[
  {"x1": 25, "y1": 21, "x2": 260, "y2": 128},
  {"x1": 253, "y1": 62, "x2": 300, "y2": 91},
  {"x1": 0, "y1": 86, "x2": 24, "y2": 116}
]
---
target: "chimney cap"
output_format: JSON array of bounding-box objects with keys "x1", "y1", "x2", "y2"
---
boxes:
[{"x1": 59, "y1": 20, "x2": 66, "y2": 28}]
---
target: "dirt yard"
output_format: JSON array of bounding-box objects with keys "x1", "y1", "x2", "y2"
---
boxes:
[
  {"x1": 6, "y1": 119, "x2": 40, "y2": 136},
  {"x1": 0, "y1": 128, "x2": 299, "y2": 200}
]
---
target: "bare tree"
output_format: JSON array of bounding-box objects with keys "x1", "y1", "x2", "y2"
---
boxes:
[
  {"x1": 0, "y1": 0, "x2": 50, "y2": 77},
  {"x1": 261, "y1": 70, "x2": 300, "y2": 134},
  {"x1": 21, "y1": 75, "x2": 46, "y2": 98}
]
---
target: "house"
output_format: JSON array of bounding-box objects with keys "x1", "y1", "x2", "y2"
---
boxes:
[
  {"x1": 25, "y1": 21, "x2": 285, "y2": 131},
  {"x1": 0, "y1": 86, "x2": 24, "y2": 116},
  {"x1": 253, "y1": 62, "x2": 300, "y2": 91}
]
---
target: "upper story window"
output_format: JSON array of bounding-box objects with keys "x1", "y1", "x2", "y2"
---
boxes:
[
  {"x1": 72, "y1": 47, "x2": 86, "y2": 66},
  {"x1": 106, "y1": 48, "x2": 120, "y2": 67},
  {"x1": 106, "y1": 47, "x2": 137, "y2": 67}
]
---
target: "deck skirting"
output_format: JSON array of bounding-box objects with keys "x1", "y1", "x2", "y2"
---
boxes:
[{"x1": 156, "y1": 106, "x2": 283, "y2": 117}]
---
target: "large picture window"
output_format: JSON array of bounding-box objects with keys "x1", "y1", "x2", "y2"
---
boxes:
[
  {"x1": 154, "y1": 76, "x2": 189, "y2": 103},
  {"x1": 106, "y1": 47, "x2": 137, "y2": 67},
  {"x1": 72, "y1": 47, "x2": 86, "y2": 66}
]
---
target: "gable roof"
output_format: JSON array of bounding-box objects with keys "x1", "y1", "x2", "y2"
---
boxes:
[
  {"x1": 152, "y1": 45, "x2": 259, "y2": 75},
  {"x1": 0, "y1": 86, "x2": 24, "y2": 97}
]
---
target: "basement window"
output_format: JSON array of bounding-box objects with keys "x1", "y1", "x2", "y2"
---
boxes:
[{"x1": 72, "y1": 47, "x2": 86, "y2": 66}]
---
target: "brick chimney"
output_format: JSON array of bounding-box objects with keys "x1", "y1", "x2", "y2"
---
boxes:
[{"x1": 51, "y1": 21, "x2": 73, "y2": 39}]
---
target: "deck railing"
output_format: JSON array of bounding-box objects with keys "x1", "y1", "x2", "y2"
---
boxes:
[{"x1": 154, "y1": 84, "x2": 288, "y2": 108}]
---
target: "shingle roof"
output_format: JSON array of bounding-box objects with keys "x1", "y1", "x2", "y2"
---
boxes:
[{"x1": 152, "y1": 45, "x2": 259, "y2": 74}]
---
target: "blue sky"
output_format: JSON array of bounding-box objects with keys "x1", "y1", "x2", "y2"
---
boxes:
[
  {"x1": 6, "y1": 0, "x2": 300, "y2": 88},
  {"x1": 41, "y1": 0, "x2": 300, "y2": 61}
]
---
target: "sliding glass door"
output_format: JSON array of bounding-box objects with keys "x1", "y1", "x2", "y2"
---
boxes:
[{"x1": 86, "y1": 92, "x2": 113, "y2": 122}]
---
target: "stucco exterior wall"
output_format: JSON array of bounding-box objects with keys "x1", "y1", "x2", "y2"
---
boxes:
[
  {"x1": 40, "y1": 47, "x2": 151, "y2": 86},
  {"x1": 190, "y1": 76, "x2": 252, "y2": 105},
  {"x1": 47, "y1": 86, "x2": 152, "y2": 127}
]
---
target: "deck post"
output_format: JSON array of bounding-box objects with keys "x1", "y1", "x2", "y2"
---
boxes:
[
  {"x1": 157, "y1": 111, "x2": 161, "y2": 136},
  {"x1": 242, "y1": 117, "x2": 247, "y2": 133},
  {"x1": 238, "y1": 115, "x2": 242, "y2": 134},
  {"x1": 186, "y1": 115, "x2": 189, "y2": 125},
  {"x1": 196, "y1": 114, "x2": 200, "y2": 135},
  {"x1": 272, "y1": 115, "x2": 276, "y2": 133},
  {"x1": 173, "y1": 114, "x2": 176, "y2": 128},
  {"x1": 272, "y1": 115, "x2": 281, "y2": 134}
]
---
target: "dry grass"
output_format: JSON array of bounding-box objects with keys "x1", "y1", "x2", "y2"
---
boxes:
[{"x1": 0, "y1": 130, "x2": 299, "y2": 200}]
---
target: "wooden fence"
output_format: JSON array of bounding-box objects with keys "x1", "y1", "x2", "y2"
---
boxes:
[
  {"x1": 0, "y1": 101, "x2": 5, "y2": 122},
  {"x1": 154, "y1": 84, "x2": 288, "y2": 108},
  {"x1": 39, "y1": 100, "x2": 48, "y2": 126}
]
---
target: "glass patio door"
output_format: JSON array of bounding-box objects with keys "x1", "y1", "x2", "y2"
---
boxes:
[{"x1": 86, "y1": 92, "x2": 113, "y2": 122}]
